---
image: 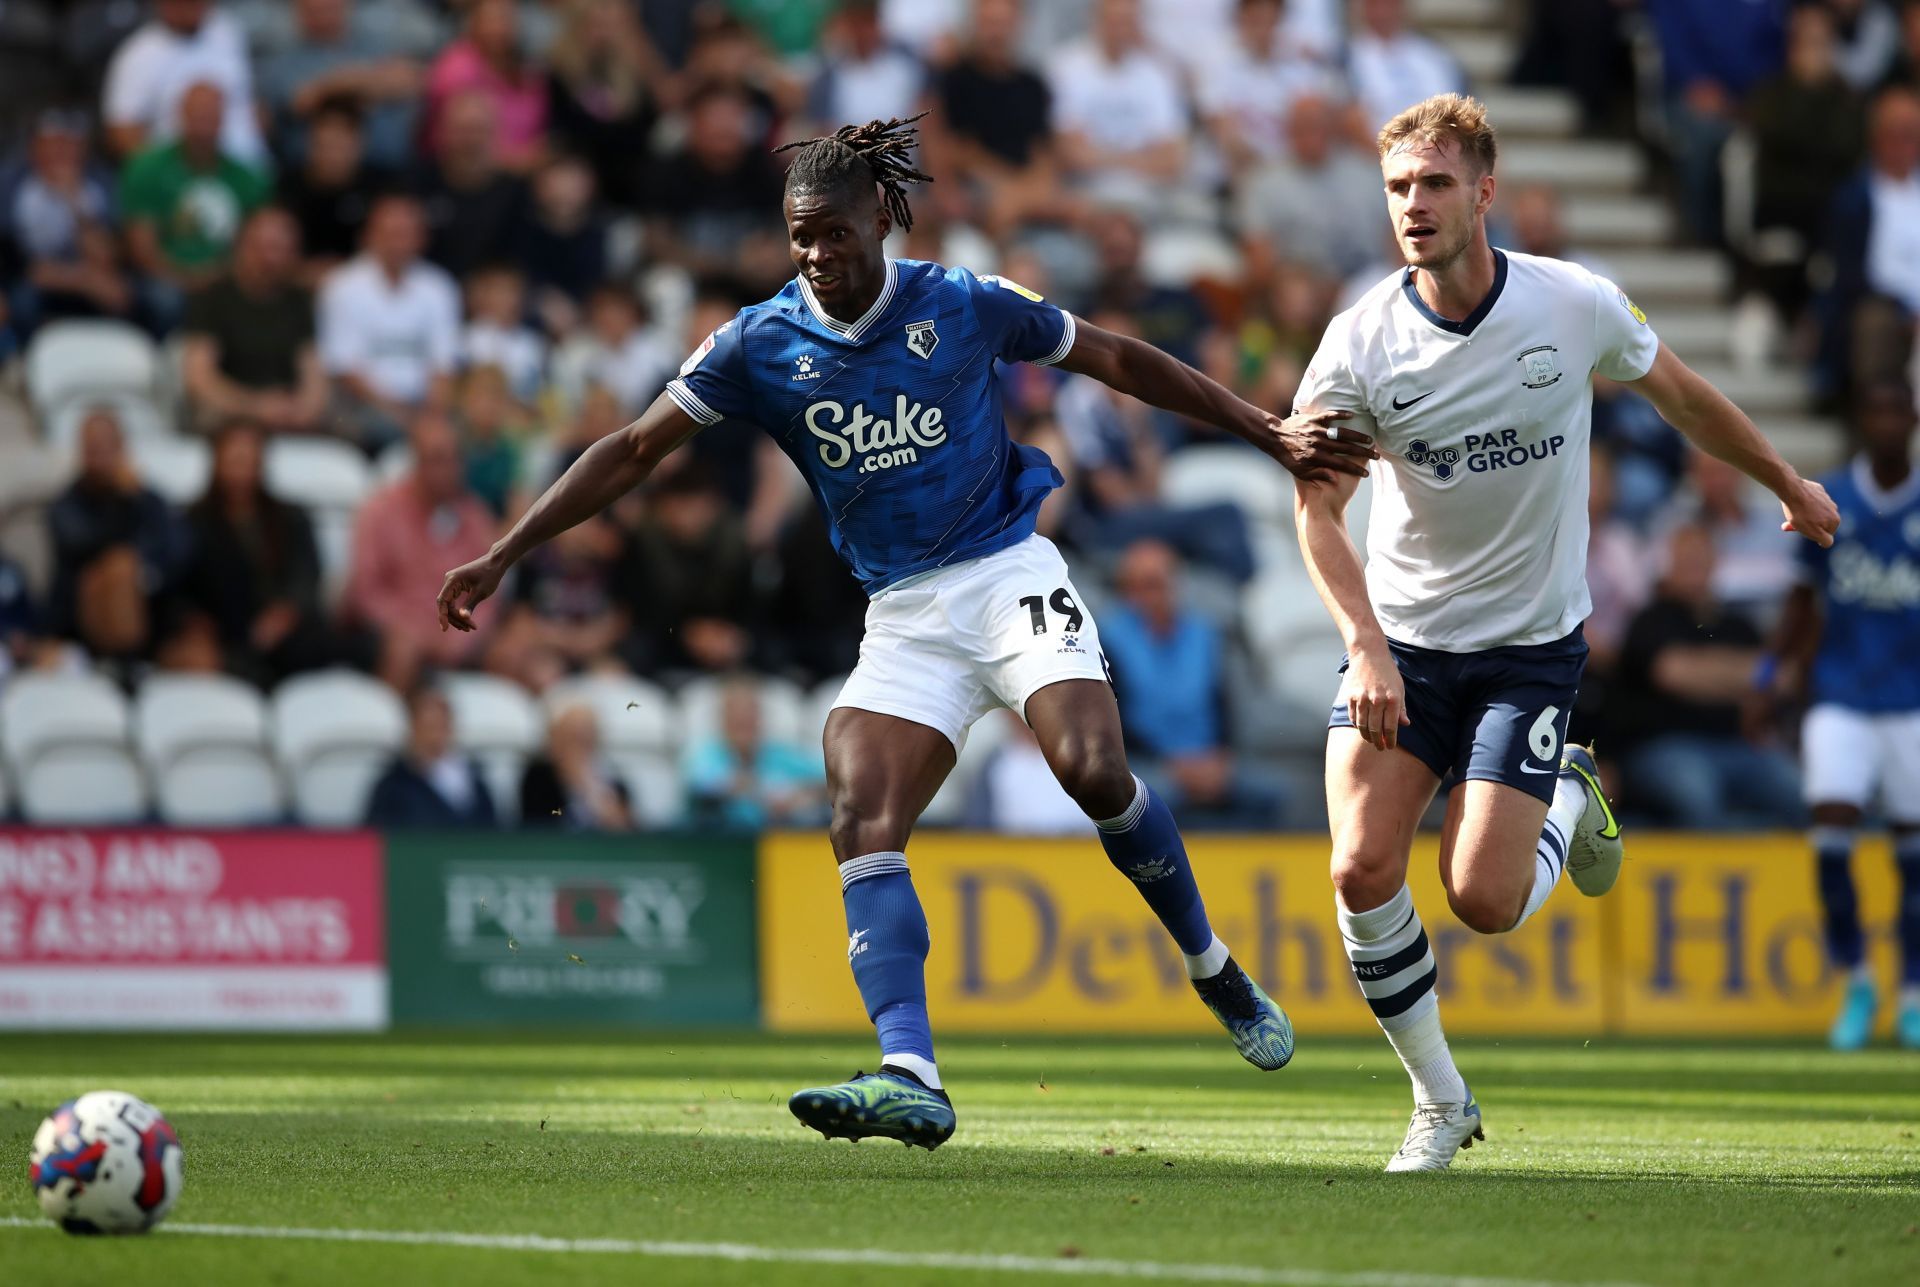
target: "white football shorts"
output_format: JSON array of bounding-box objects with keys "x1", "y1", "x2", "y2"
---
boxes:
[
  {"x1": 1802, "y1": 702, "x2": 1920, "y2": 822},
  {"x1": 832, "y1": 534, "x2": 1110, "y2": 751}
]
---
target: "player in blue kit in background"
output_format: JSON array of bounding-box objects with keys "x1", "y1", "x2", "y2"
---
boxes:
[
  {"x1": 1761, "y1": 380, "x2": 1920, "y2": 1050},
  {"x1": 434, "y1": 115, "x2": 1378, "y2": 1148}
]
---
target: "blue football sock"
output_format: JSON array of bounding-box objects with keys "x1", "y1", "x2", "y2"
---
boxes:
[
  {"x1": 1895, "y1": 836, "x2": 1920, "y2": 987},
  {"x1": 1096, "y1": 776, "x2": 1219, "y2": 965},
  {"x1": 1814, "y1": 828, "x2": 1863, "y2": 971},
  {"x1": 839, "y1": 851, "x2": 938, "y2": 1086}
]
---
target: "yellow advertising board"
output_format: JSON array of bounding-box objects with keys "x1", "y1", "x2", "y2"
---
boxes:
[{"x1": 759, "y1": 833, "x2": 1903, "y2": 1036}]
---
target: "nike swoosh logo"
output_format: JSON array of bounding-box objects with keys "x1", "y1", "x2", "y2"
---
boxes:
[
  {"x1": 1518, "y1": 762, "x2": 1557, "y2": 774},
  {"x1": 1392, "y1": 391, "x2": 1435, "y2": 411}
]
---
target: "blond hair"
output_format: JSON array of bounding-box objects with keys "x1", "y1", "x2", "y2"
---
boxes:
[{"x1": 1377, "y1": 93, "x2": 1498, "y2": 175}]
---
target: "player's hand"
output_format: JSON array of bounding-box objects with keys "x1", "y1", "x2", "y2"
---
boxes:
[
  {"x1": 1263, "y1": 408, "x2": 1378, "y2": 482},
  {"x1": 1779, "y1": 476, "x2": 1839, "y2": 548},
  {"x1": 1345, "y1": 644, "x2": 1410, "y2": 752},
  {"x1": 436, "y1": 551, "x2": 508, "y2": 633}
]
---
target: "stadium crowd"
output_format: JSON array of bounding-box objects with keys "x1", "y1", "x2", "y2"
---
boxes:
[{"x1": 0, "y1": 0, "x2": 1902, "y2": 832}]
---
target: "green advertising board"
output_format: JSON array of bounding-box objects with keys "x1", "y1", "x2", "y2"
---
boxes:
[{"x1": 386, "y1": 834, "x2": 757, "y2": 1025}]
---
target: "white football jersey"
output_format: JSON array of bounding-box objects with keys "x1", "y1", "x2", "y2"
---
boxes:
[{"x1": 1294, "y1": 250, "x2": 1660, "y2": 652}]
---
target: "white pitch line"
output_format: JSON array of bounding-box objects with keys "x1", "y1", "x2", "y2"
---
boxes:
[{"x1": 0, "y1": 1217, "x2": 1650, "y2": 1287}]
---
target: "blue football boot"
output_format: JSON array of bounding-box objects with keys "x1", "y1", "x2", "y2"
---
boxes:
[
  {"x1": 1193, "y1": 956, "x2": 1295, "y2": 1070},
  {"x1": 788, "y1": 1068, "x2": 956, "y2": 1150},
  {"x1": 1829, "y1": 977, "x2": 1877, "y2": 1051},
  {"x1": 1898, "y1": 995, "x2": 1920, "y2": 1050}
]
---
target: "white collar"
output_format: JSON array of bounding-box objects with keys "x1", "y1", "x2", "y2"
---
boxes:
[
  {"x1": 1852, "y1": 454, "x2": 1920, "y2": 512},
  {"x1": 798, "y1": 258, "x2": 898, "y2": 343}
]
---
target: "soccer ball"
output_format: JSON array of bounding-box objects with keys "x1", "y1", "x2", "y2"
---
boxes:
[{"x1": 29, "y1": 1091, "x2": 184, "y2": 1234}]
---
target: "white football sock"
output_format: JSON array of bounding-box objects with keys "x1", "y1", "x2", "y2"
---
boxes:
[
  {"x1": 1338, "y1": 885, "x2": 1467, "y2": 1106},
  {"x1": 1514, "y1": 774, "x2": 1586, "y2": 929},
  {"x1": 881, "y1": 1052, "x2": 942, "y2": 1090},
  {"x1": 1184, "y1": 933, "x2": 1230, "y2": 980}
]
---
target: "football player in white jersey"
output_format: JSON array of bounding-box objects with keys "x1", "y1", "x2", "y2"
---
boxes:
[{"x1": 1286, "y1": 94, "x2": 1840, "y2": 1171}]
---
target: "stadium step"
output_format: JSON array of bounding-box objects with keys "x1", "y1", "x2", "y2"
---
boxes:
[
  {"x1": 1477, "y1": 87, "x2": 1580, "y2": 139},
  {"x1": 1604, "y1": 249, "x2": 1733, "y2": 305},
  {"x1": 1755, "y1": 414, "x2": 1848, "y2": 473},
  {"x1": 1437, "y1": 30, "x2": 1518, "y2": 85},
  {"x1": 1560, "y1": 195, "x2": 1675, "y2": 248},
  {"x1": 1690, "y1": 363, "x2": 1812, "y2": 416},
  {"x1": 1499, "y1": 140, "x2": 1644, "y2": 193},
  {"x1": 1412, "y1": 0, "x2": 1506, "y2": 29},
  {"x1": 1644, "y1": 308, "x2": 1735, "y2": 363}
]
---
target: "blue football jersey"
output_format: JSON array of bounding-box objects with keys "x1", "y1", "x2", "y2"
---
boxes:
[
  {"x1": 665, "y1": 258, "x2": 1075, "y2": 594},
  {"x1": 1798, "y1": 458, "x2": 1920, "y2": 712}
]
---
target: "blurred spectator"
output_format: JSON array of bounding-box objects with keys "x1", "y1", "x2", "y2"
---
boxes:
[
  {"x1": 102, "y1": 0, "x2": 266, "y2": 164},
  {"x1": 1235, "y1": 94, "x2": 1390, "y2": 285},
  {"x1": 1830, "y1": 0, "x2": 1901, "y2": 91},
  {"x1": 258, "y1": 0, "x2": 423, "y2": 169},
  {"x1": 365, "y1": 685, "x2": 498, "y2": 827},
  {"x1": 927, "y1": 0, "x2": 1067, "y2": 239},
  {"x1": 1658, "y1": 450, "x2": 1800, "y2": 616},
  {"x1": 645, "y1": 86, "x2": 787, "y2": 289},
  {"x1": 180, "y1": 207, "x2": 326, "y2": 434},
  {"x1": 809, "y1": 1, "x2": 927, "y2": 132},
  {"x1": 1499, "y1": 184, "x2": 1613, "y2": 278},
  {"x1": 726, "y1": 0, "x2": 837, "y2": 59},
  {"x1": 1346, "y1": 0, "x2": 1466, "y2": 133},
  {"x1": 1583, "y1": 445, "x2": 1653, "y2": 672},
  {"x1": 1, "y1": 111, "x2": 132, "y2": 333},
  {"x1": 340, "y1": 414, "x2": 497, "y2": 688},
  {"x1": 880, "y1": 0, "x2": 965, "y2": 65},
  {"x1": 683, "y1": 674, "x2": 827, "y2": 829},
  {"x1": 1196, "y1": 0, "x2": 1344, "y2": 176},
  {"x1": 625, "y1": 464, "x2": 755, "y2": 675},
  {"x1": 451, "y1": 364, "x2": 529, "y2": 517},
  {"x1": 1645, "y1": 0, "x2": 1788, "y2": 245},
  {"x1": 1883, "y1": 0, "x2": 1920, "y2": 88},
  {"x1": 526, "y1": 381, "x2": 627, "y2": 489},
  {"x1": 0, "y1": 555, "x2": 61, "y2": 685},
  {"x1": 1083, "y1": 207, "x2": 1209, "y2": 365},
  {"x1": 317, "y1": 194, "x2": 460, "y2": 449},
  {"x1": 545, "y1": 0, "x2": 665, "y2": 210},
  {"x1": 416, "y1": 90, "x2": 532, "y2": 280},
  {"x1": 461, "y1": 263, "x2": 546, "y2": 402},
  {"x1": 765, "y1": 503, "x2": 869, "y2": 684},
  {"x1": 1749, "y1": 4, "x2": 1866, "y2": 270},
  {"x1": 518, "y1": 154, "x2": 608, "y2": 333},
  {"x1": 1100, "y1": 539, "x2": 1283, "y2": 829},
  {"x1": 679, "y1": 13, "x2": 794, "y2": 144},
  {"x1": 121, "y1": 82, "x2": 270, "y2": 331},
  {"x1": 1615, "y1": 522, "x2": 1802, "y2": 828},
  {"x1": 46, "y1": 408, "x2": 186, "y2": 661},
  {"x1": 1055, "y1": 309, "x2": 1255, "y2": 582},
  {"x1": 519, "y1": 703, "x2": 634, "y2": 830},
  {"x1": 172, "y1": 421, "x2": 360, "y2": 683},
  {"x1": 1513, "y1": 0, "x2": 1633, "y2": 134},
  {"x1": 486, "y1": 514, "x2": 635, "y2": 691},
  {"x1": 1047, "y1": 0, "x2": 1189, "y2": 214},
  {"x1": 424, "y1": 0, "x2": 548, "y2": 173},
  {"x1": 966, "y1": 709, "x2": 1088, "y2": 834},
  {"x1": 1819, "y1": 84, "x2": 1920, "y2": 404},
  {"x1": 549, "y1": 284, "x2": 675, "y2": 415},
  {"x1": 1591, "y1": 375, "x2": 1686, "y2": 521},
  {"x1": 276, "y1": 99, "x2": 392, "y2": 281}
]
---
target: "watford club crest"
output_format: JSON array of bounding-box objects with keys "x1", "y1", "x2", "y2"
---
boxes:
[{"x1": 904, "y1": 320, "x2": 938, "y2": 359}]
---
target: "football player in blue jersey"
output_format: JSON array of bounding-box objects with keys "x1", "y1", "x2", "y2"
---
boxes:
[
  {"x1": 436, "y1": 115, "x2": 1376, "y2": 1148},
  {"x1": 1761, "y1": 380, "x2": 1920, "y2": 1050}
]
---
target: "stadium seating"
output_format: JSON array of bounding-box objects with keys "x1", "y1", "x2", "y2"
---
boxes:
[
  {"x1": 675, "y1": 675, "x2": 810, "y2": 749},
  {"x1": 134, "y1": 675, "x2": 283, "y2": 826},
  {"x1": 271, "y1": 670, "x2": 407, "y2": 826},
  {"x1": 607, "y1": 751, "x2": 687, "y2": 828},
  {"x1": 1, "y1": 671, "x2": 132, "y2": 769},
  {"x1": 45, "y1": 392, "x2": 174, "y2": 449},
  {"x1": 1161, "y1": 445, "x2": 1294, "y2": 532},
  {"x1": 17, "y1": 746, "x2": 147, "y2": 824},
  {"x1": 543, "y1": 674, "x2": 677, "y2": 753},
  {"x1": 263, "y1": 437, "x2": 372, "y2": 511},
  {"x1": 152, "y1": 747, "x2": 285, "y2": 826},
  {"x1": 439, "y1": 672, "x2": 544, "y2": 824},
  {"x1": 126, "y1": 435, "x2": 212, "y2": 506},
  {"x1": 921, "y1": 708, "x2": 1013, "y2": 826},
  {"x1": 24, "y1": 319, "x2": 160, "y2": 420}
]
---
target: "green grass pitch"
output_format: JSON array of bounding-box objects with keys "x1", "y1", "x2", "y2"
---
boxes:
[{"x1": 2, "y1": 1033, "x2": 1916, "y2": 1286}]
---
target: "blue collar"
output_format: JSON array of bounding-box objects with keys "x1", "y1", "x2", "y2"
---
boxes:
[{"x1": 1401, "y1": 248, "x2": 1507, "y2": 337}]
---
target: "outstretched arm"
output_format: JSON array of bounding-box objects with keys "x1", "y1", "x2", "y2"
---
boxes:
[
  {"x1": 1054, "y1": 319, "x2": 1377, "y2": 482},
  {"x1": 1293, "y1": 467, "x2": 1406, "y2": 751},
  {"x1": 1631, "y1": 342, "x2": 1839, "y2": 547},
  {"x1": 436, "y1": 393, "x2": 705, "y2": 631}
]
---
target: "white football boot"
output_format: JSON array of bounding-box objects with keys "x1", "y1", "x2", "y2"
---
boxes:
[
  {"x1": 1384, "y1": 1090, "x2": 1484, "y2": 1172},
  {"x1": 1561, "y1": 743, "x2": 1624, "y2": 897}
]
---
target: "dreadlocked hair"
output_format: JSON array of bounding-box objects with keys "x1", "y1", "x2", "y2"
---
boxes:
[{"x1": 775, "y1": 111, "x2": 932, "y2": 232}]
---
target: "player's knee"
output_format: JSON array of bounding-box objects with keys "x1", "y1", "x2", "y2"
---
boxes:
[
  {"x1": 1330, "y1": 851, "x2": 1404, "y2": 913},
  {"x1": 1446, "y1": 882, "x2": 1524, "y2": 936},
  {"x1": 828, "y1": 788, "x2": 912, "y2": 860},
  {"x1": 1048, "y1": 737, "x2": 1134, "y2": 819}
]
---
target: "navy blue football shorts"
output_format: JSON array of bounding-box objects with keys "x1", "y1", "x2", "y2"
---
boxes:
[{"x1": 1327, "y1": 625, "x2": 1587, "y2": 803}]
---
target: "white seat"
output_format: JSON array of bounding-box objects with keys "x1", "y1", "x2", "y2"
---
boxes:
[
  {"x1": 127, "y1": 434, "x2": 212, "y2": 505},
  {"x1": 153, "y1": 748, "x2": 285, "y2": 826},
  {"x1": 1268, "y1": 628, "x2": 1349, "y2": 711},
  {"x1": 26, "y1": 319, "x2": 160, "y2": 416},
  {"x1": 440, "y1": 672, "x2": 542, "y2": 752},
  {"x1": 1, "y1": 672, "x2": 131, "y2": 769},
  {"x1": 45, "y1": 392, "x2": 174, "y2": 449},
  {"x1": 921, "y1": 708, "x2": 1015, "y2": 826},
  {"x1": 474, "y1": 748, "x2": 528, "y2": 822},
  {"x1": 271, "y1": 669, "x2": 407, "y2": 770},
  {"x1": 18, "y1": 747, "x2": 147, "y2": 824},
  {"x1": 804, "y1": 676, "x2": 847, "y2": 750},
  {"x1": 1161, "y1": 445, "x2": 1293, "y2": 529},
  {"x1": 292, "y1": 748, "x2": 393, "y2": 826},
  {"x1": 1142, "y1": 225, "x2": 1243, "y2": 287},
  {"x1": 676, "y1": 675, "x2": 808, "y2": 749},
  {"x1": 134, "y1": 673, "x2": 270, "y2": 767},
  {"x1": 609, "y1": 749, "x2": 686, "y2": 828},
  {"x1": 1242, "y1": 561, "x2": 1330, "y2": 661},
  {"x1": 543, "y1": 674, "x2": 677, "y2": 753},
  {"x1": 312, "y1": 508, "x2": 355, "y2": 609},
  {"x1": 264, "y1": 436, "x2": 372, "y2": 510},
  {"x1": 375, "y1": 441, "x2": 413, "y2": 485}
]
